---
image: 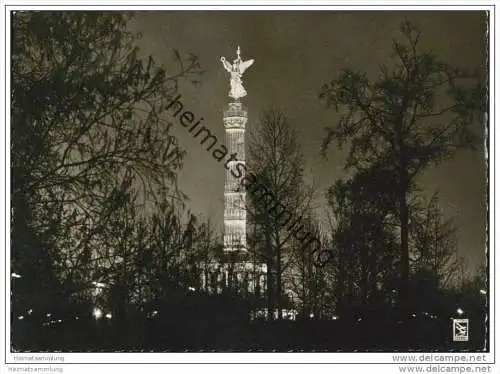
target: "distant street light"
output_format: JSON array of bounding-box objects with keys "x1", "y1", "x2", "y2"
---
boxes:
[
  {"x1": 92, "y1": 307, "x2": 103, "y2": 320},
  {"x1": 480, "y1": 289, "x2": 487, "y2": 295},
  {"x1": 456, "y1": 308, "x2": 464, "y2": 315}
]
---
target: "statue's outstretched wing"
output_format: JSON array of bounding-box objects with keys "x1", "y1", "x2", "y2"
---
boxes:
[
  {"x1": 239, "y1": 59, "x2": 254, "y2": 74},
  {"x1": 221, "y1": 57, "x2": 232, "y2": 72}
]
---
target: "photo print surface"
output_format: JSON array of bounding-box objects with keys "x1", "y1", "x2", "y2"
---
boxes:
[{"x1": 9, "y1": 10, "x2": 489, "y2": 354}]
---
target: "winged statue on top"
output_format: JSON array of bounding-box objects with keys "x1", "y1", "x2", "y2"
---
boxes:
[{"x1": 221, "y1": 46, "x2": 254, "y2": 101}]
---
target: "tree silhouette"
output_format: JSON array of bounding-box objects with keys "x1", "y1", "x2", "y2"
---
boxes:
[
  {"x1": 410, "y1": 193, "x2": 462, "y2": 288},
  {"x1": 11, "y1": 12, "x2": 202, "y2": 348},
  {"x1": 319, "y1": 20, "x2": 484, "y2": 310},
  {"x1": 288, "y1": 215, "x2": 334, "y2": 319},
  {"x1": 247, "y1": 109, "x2": 312, "y2": 319},
  {"x1": 326, "y1": 163, "x2": 400, "y2": 314}
]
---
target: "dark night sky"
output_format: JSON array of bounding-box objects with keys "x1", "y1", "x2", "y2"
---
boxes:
[{"x1": 129, "y1": 11, "x2": 487, "y2": 271}]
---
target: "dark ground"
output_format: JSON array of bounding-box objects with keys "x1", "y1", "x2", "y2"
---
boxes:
[{"x1": 11, "y1": 294, "x2": 487, "y2": 352}]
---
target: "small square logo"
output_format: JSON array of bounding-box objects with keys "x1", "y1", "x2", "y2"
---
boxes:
[{"x1": 453, "y1": 319, "x2": 469, "y2": 341}]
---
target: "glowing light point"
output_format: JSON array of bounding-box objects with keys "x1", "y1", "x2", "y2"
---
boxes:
[
  {"x1": 92, "y1": 307, "x2": 103, "y2": 320},
  {"x1": 456, "y1": 308, "x2": 464, "y2": 315}
]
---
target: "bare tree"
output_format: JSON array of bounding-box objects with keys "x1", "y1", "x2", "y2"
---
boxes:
[
  {"x1": 288, "y1": 215, "x2": 334, "y2": 319},
  {"x1": 247, "y1": 109, "x2": 312, "y2": 319},
  {"x1": 410, "y1": 192, "x2": 462, "y2": 290}
]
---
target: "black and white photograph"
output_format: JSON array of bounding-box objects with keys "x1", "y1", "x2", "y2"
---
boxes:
[{"x1": 2, "y1": 2, "x2": 498, "y2": 373}]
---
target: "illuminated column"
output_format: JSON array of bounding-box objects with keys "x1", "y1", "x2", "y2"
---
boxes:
[
  {"x1": 221, "y1": 46, "x2": 254, "y2": 253},
  {"x1": 223, "y1": 101, "x2": 248, "y2": 251}
]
